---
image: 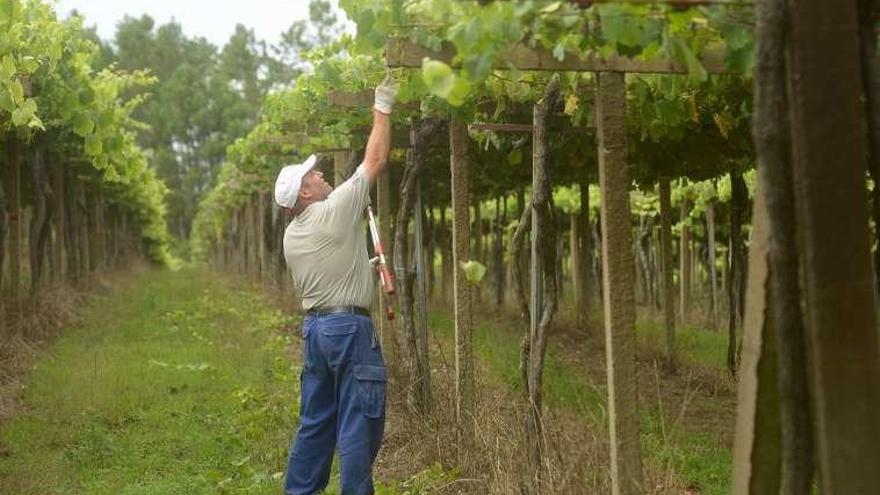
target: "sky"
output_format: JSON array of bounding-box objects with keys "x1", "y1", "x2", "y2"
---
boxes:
[{"x1": 53, "y1": 0, "x2": 348, "y2": 48}]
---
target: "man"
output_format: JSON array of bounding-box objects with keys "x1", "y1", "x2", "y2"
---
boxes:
[{"x1": 274, "y1": 75, "x2": 397, "y2": 495}]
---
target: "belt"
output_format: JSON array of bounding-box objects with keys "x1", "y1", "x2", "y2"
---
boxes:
[{"x1": 306, "y1": 305, "x2": 371, "y2": 318}]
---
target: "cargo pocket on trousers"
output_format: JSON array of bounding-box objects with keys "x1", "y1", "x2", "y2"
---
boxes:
[{"x1": 353, "y1": 364, "x2": 387, "y2": 419}]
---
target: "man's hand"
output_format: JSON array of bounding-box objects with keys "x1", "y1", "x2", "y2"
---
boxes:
[{"x1": 373, "y1": 74, "x2": 398, "y2": 115}]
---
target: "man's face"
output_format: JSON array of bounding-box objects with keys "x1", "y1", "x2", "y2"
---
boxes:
[{"x1": 299, "y1": 169, "x2": 332, "y2": 202}]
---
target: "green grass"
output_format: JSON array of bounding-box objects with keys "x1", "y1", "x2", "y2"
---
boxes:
[
  {"x1": 641, "y1": 407, "x2": 732, "y2": 494},
  {"x1": 635, "y1": 317, "x2": 735, "y2": 493},
  {"x1": 427, "y1": 311, "x2": 603, "y2": 414},
  {"x1": 637, "y1": 319, "x2": 731, "y2": 373},
  {"x1": 0, "y1": 269, "x2": 300, "y2": 494}
]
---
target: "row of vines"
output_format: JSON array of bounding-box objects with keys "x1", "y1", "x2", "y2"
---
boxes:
[{"x1": 0, "y1": 0, "x2": 171, "y2": 331}]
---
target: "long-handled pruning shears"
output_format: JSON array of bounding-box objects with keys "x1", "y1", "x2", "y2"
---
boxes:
[{"x1": 366, "y1": 205, "x2": 395, "y2": 320}]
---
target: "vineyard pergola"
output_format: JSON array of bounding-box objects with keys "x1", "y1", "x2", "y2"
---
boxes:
[
  {"x1": 382, "y1": 26, "x2": 745, "y2": 492},
  {"x1": 242, "y1": 23, "x2": 748, "y2": 495},
  {"x1": 5, "y1": 0, "x2": 877, "y2": 493}
]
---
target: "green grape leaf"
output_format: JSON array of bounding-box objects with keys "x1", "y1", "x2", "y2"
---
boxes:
[
  {"x1": 79, "y1": 86, "x2": 95, "y2": 105},
  {"x1": 98, "y1": 109, "x2": 114, "y2": 129},
  {"x1": 667, "y1": 37, "x2": 708, "y2": 83},
  {"x1": 459, "y1": 260, "x2": 487, "y2": 284},
  {"x1": 683, "y1": 49, "x2": 708, "y2": 83},
  {"x1": 106, "y1": 134, "x2": 124, "y2": 153},
  {"x1": 0, "y1": 55, "x2": 14, "y2": 80},
  {"x1": 73, "y1": 112, "x2": 94, "y2": 137},
  {"x1": 725, "y1": 46, "x2": 754, "y2": 75},
  {"x1": 599, "y1": 5, "x2": 660, "y2": 56},
  {"x1": 541, "y1": 1, "x2": 563, "y2": 14},
  {"x1": 723, "y1": 25, "x2": 752, "y2": 51},
  {"x1": 28, "y1": 114, "x2": 45, "y2": 131},
  {"x1": 0, "y1": 0, "x2": 12, "y2": 19},
  {"x1": 461, "y1": 54, "x2": 493, "y2": 81},
  {"x1": 8, "y1": 78, "x2": 23, "y2": 105},
  {"x1": 84, "y1": 134, "x2": 103, "y2": 156},
  {"x1": 421, "y1": 58, "x2": 471, "y2": 107},
  {"x1": 507, "y1": 147, "x2": 523, "y2": 166},
  {"x1": 552, "y1": 43, "x2": 566, "y2": 62},
  {"x1": 10, "y1": 98, "x2": 36, "y2": 127},
  {"x1": 59, "y1": 91, "x2": 78, "y2": 119},
  {"x1": 18, "y1": 56, "x2": 38, "y2": 73},
  {"x1": 49, "y1": 42, "x2": 63, "y2": 64},
  {"x1": 422, "y1": 58, "x2": 455, "y2": 96},
  {"x1": 102, "y1": 164, "x2": 121, "y2": 182},
  {"x1": 446, "y1": 77, "x2": 470, "y2": 107},
  {"x1": 0, "y1": 87, "x2": 13, "y2": 112}
]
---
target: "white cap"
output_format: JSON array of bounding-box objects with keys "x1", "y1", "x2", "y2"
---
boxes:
[{"x1": 274, "y1": 154, "x2": 318, "y2": 209}]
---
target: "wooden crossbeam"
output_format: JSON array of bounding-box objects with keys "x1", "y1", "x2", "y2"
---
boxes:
[
  {"x1": 328, "y1": 90, "x2": 420, "y2": 111},
  {"x1": 267, "y1": 122, "x2": 587, "y2": 148},
  {"x1": 587, "y1": 0, "x2": 751, "y2": 4},
  {"x1": 386, "y1": 38, "x2": 731, "y2": 75},
  {"x1": 471, "y1": 0, "x2": 752, "y2": 5},
  {"x1": 258, "y1": 134, "x2": 351, "y2": 153},
  {"x1": 585, "y1": 0, "x2": 751, "y2": 3},
  {"x1": 468, "y1": 121, "x2": 593, "y2": 133},
  {"x1": 261, "y1": 128, "x2": 444, "y2": 151},
  {"x1": 469, "y1": 123, "x2": 534, "y2": 133},
  {"x1": 258, "y1": 147, "x2": 352, "y2": 155},
  {"x1": 329, "y1": 91, "x2": 594, "y2": 121}
]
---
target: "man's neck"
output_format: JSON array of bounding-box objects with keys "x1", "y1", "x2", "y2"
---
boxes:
[{"x1": 292, "y1": 199, "x2": 316, "y2": 218}]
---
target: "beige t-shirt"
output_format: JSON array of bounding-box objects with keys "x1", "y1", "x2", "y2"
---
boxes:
[{"x1": 283, "y1": 165, "x2": 373, "y2": 311}]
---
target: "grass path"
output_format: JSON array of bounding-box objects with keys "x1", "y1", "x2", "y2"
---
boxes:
[{"x1": 0, "y1": 269, "x2": 300, "y2": 494}]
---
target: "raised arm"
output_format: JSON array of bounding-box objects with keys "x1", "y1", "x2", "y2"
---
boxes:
[{"x1": 362, "y1": 75, "x2": 398, "y2": 185}]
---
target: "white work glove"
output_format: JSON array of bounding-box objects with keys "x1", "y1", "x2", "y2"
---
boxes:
[{"x1": 373, "y1": 73, "x2": 398, "y2": 115}]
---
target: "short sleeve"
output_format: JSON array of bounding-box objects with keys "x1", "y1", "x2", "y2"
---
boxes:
[{"x1": 322, "y1": 164, "x2": 371, "y2": 229}]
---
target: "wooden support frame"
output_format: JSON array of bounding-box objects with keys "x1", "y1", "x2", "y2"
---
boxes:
[
  {"x1": 468, "y1": 121, "x2": 594, "y2": 133},
  {"x1": 472, "y1": 0, "x2": 751, "y2": 4},
  {"x1": 470, "y1": 123, "x2": 534, "y2": 133},
  {"x1": 3, "y1": 138, "x2": 22, "y2": 303},
  {"x1": 260, "y1": 127, "x2": 443, "y2": 153},
  {"x1": 338, "y1": 90, "x2": 592, "y2": 118},
  {"x1": 450, "y1": 119, "x2": 474, "y2": 437},
  {"x1": 596, "y1": 71, "x2": 643, "y2": 495},
  {"x1": 413, "y1": 178, "x2": 431, "y2": 399},
  {"x1": 658, "y1": 177, "x2": 676, "y2": 361},
  {"x1": 731, "y1": 178, "x2": 782, "y2": 494},
  {"x1": 786, "y1": 0, "x2": 880, "y2": 490},
  {"x1": 387, "y1": 37, "x2": 731, "y2": 75}
]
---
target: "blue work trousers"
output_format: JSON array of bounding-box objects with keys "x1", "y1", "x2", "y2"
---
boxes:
[{"x1": 284, "y1": 312, "x2": 386, "y2": 495}]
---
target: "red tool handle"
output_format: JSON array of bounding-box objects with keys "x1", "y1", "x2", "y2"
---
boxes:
[{"x1": 366, "y1": 206, "x2": 395, "y2": 320}]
